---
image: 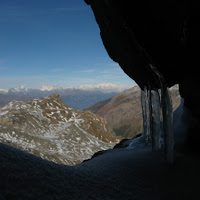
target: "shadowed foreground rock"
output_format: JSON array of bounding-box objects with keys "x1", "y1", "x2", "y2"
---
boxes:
[{"x1": 0, "y1": 128, "x2": 200, "y2": 200}]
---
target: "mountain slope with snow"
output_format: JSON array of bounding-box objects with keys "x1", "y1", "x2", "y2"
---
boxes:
[{"x1": 0, "y1": 94, "x2": 119, "y2": 165}]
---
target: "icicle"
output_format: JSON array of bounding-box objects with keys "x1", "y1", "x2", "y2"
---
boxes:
[
  {"x1": 146, "y1": 89, "x2": 151, "y2": 144},
  {"x1": 161, "y1": 86, "x2": 174, "y2": 164},
  {"x1": 149, "y1": 64, "x2": 174, "y2": 163},
  {"x1": 151, "y1": 88, "x2": 161, "y2": 150},
  {"x1": 127, "y1": 87, "x2": 151, "y2": 150},
  {"x1": 141, "y1": 87, "x2": 151, "y2": 144},
  {"x1": 141, "y1": 86, "x2": 151, "y2": 144},
  {"x1": 141, "y1": 89, "x2": 147, "y2": 133},
  {"x1": 141, "y1": 86, "x2": 161, "y2": 150},
  {"x1": 140, "y1": 85, "x2": 174, "y2": 162}
]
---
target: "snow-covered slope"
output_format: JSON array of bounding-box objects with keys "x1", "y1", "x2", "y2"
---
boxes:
[{"x1": 0, "y1": 94, "x2": 119, "y2": 165}]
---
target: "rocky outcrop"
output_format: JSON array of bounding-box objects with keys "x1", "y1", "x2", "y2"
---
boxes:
[{"x1": 0, "y1": 94, "x2": 119, "y2": 165}]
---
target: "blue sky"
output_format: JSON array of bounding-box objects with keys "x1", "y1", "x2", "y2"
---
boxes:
[{"x1": 0, "y1": 0, "x2": 135, "y2": 89}]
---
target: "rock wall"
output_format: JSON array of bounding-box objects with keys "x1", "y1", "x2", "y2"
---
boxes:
[{"x1": 85, "y1": 0, "x2": 199, "y2": 88}]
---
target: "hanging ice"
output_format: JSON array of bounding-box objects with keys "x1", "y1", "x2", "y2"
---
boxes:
[
  {"x1": 127, "y1": 87, "x2": 151, "y2": 150},
  {"x1": 140, "y1": 86, "x2": 174, "y2": 162},
  {"x1": 161, "y1": 86, "x2": 174, "y2": 164},
  {"x1": 151, "y1": 88, "x2": 161, "y2": 151},
  {"x1": 141, "y1": 87, "x2": 150, "y2": 144},
  {"x1": 140, "y1": 84, "x2": 174, "y2": 163},
  {"x1": 141, "y1": 87, "x2": 161, "y2": 150},
  {"x1": 129, "y1": 63, "x2": 174, "y2": 163}
]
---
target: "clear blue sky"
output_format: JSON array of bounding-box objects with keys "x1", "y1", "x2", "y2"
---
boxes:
[{"x1": 0, "y1": 0, "x2": 135, "y2": 89}]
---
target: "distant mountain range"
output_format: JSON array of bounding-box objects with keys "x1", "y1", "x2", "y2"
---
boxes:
[
  {"x1": 87, "y1": 85, "x2": 181, "y2": 138},
  {"x1": 0, "y1": 93, "x2": 119, "y2": 165},
  {"x1": 0, "y1": 85, "x2": 118, "y2": 109}
]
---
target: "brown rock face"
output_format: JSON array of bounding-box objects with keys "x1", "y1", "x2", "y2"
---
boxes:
[
  {"x1": 88, "y1": 86, "x2": 142, "y2": 138},
  {"x1": 88, "y1": 85, "x2": 181, "y2": 139}
]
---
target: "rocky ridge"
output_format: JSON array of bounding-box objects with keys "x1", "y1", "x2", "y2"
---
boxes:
[{"x1": 0, "y1": 93, "x2": 119, "y2": 165}]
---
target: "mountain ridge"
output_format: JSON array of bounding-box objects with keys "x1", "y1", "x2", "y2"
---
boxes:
[{"x1": 0, "y1": 93, "x2": 119, "y2": 165}]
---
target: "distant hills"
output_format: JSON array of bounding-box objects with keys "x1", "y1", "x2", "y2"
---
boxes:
[
  {"x1": 0, "y1": 93, "x2": 119, "y2": 165},
  {"x1": 87, "y1": 85, "x2": 181, "y2": 138},
  {"x1": 0, "y1": 85, "x2": 118, "y2": 109}
]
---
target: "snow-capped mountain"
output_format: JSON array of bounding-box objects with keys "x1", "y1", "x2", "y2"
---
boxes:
[
  {"x1": 0, "y1": 89, "x2": 8, "y2": 93},
  {"x1": 8, "y1": 85, "x2": 30, "y2": 93},
  {"x1": 0, "y1": 94, "x2": 119, "y2": 165},
  {"x1": 0, "y1": 85, "x2": 118, "y2": 109},
  {"x1": 40, "y1": 85, "x2": 63, "y2": 91},
  {"x1": 77, "y1": 83, "x2": 132, "y2": 93},
  {"x1": 0, "y1": 83, "x2": 131, "y2": 95}
]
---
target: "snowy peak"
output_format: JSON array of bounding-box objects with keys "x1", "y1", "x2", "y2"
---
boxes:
[
  {"x1": 32, "y1": 93, "x2": 70, "y2": 111},
  {"x1": 0, "y1": 85, "x2": 118, "y2": 109},
  {"x1": 78, "y1": 83, "x2": 132, "y2": 93},
  {"x1": 0, "y1": 83, "x2": 132, "y2": 95},
  {"x1": 0, "y1": 89, "x2": 8, "y2": 93},
  {"x1": 8, "y1": 85, "x2": 30, "y2": 94},
  {"x1": 40, "y1": 85, "x2": 63, "y2": 91}
]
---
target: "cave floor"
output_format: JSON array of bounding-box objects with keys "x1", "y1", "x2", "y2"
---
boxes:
[{"x1": 0, "y1": 142, "x2": 200, "y2": 200}]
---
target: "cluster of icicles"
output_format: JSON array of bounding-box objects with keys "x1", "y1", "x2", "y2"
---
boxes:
[{"x1": 141, "y1": 85, "x2": 174, "y2": 164}]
